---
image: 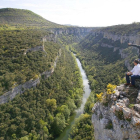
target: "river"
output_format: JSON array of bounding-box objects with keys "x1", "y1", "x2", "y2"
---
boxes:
[{"x1": 56, "y1": 54, "x2": 91, "y2": 140}]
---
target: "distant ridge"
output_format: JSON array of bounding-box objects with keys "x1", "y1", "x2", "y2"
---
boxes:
[
  {"x1": 64, "y1": 24, "x2": 79, "y2": 27},
  {"x1": 0, "y1": 8, "x2": 63, "y2": 28}
]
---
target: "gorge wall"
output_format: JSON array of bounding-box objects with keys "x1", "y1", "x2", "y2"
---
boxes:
[
  {"x1": 90, "y1": 30, "x2": 140, "y2": 71},
  {"x1": 48, "y1": 27, "x2": 94, "y2": 41},
  {"x1": 91, "y1": 31, "x2": 140, "y2": 45},
  {"x1": 90, "y1": 30, "x2": 140, "y2": 140},
  {"x1": 0, "y1": 48, "x2": 61, "y2": 104},
  {"x1": 49, "y1": 27, "x2": 93, "y2": 36},
  {"x1": 92, "y1": 85, "x2": 140, "y2": 140}
]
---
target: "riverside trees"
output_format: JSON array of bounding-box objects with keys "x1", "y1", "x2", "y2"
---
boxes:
[{"x1": 0, "y1": 45, "x2": 83, "y2": 139}]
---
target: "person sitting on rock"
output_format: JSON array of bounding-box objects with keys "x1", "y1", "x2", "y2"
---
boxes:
[{"x1": 125, "y1": 59, "x2": 140, "y2": 87}]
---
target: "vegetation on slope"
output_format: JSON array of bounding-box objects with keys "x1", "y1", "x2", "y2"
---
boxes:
[
  {"x1": 69, "y1": 113, "x2": 94, "y2": 140},
  {"x1": 0, "y1": 8, "x2": 63, "y2": 29},
  {"x1": 71, "y1": 34, "x2": 127, "y2": 94},
  {"x1": 0, "y1": 49, "x2": 83, "y2": 140},
  {"x1": 97, "y1": 22, "x2": 140, "y2": 35},
  {"x1": 0, "y1": 29, "x2": 61, "y2": 95},
  {"x1": 69, "y1": 90, "x2": 95, "y2": 140}
]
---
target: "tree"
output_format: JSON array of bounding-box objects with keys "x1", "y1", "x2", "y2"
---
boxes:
[
  {"x1": 46, "y1": 98, "x2": 57, "y2": 112},
  {"x1": 59, "y1": 105, "x2": 70, "y2": 120},
  {"x1": 53, "y1": 113, "x2": 66, "y2": 135}
]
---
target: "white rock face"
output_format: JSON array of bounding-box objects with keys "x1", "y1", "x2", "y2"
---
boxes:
[
  {"x1": 102, "y1": 32, "x2": 140, "y2": 45},
  {"x1": 49, "y1": 27, "x2": 93, "y2": 38},
  {"x1": 92, "y1": 30, "x2": 136, "y2": 71},
  {"x1": 92, "y1": 85, "x2": 140, "y2": 140}
]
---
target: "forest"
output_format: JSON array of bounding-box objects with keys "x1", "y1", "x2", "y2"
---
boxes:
[
  {"x1": 0, "y1": 29, "x2": 62, "y2": 95},
  {"x1": 0, "y1": 48, "x2": 83, "y2": 139}
]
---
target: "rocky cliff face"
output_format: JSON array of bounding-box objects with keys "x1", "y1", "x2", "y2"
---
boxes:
[
  {"x1": 91, "y1": 31, "x2": 140, "y2": 45},
  {"x1": 91, "y1": 30, "x2": 139, "y2": 71},
  {"x1": 0, "y1": 49, "x2": 61, "y2": 104},
  {"x1": 92, "y1": 85, "x2": 140, "y2": 140},
  {"x1": 48, "y1": 27, "x2": 93, "y2": 40}
]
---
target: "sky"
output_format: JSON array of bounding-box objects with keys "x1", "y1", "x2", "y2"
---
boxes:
[{"x1": 0, "y1": 0, "x2": 140, "y2": 27}]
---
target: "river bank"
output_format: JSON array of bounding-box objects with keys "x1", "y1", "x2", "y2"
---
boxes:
[{"x1": 56, "y1": 54, "x2": 91, "y2": 140}]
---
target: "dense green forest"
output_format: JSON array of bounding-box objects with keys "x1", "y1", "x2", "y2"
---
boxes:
[
  {"x1": 0, "y1": 29, "x2": 61, "y2": 95},
  {"x1": 0, "y1": 48, "x2": 83, "y2": 139}
]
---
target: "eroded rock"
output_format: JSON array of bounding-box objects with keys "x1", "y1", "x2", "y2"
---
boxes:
[
  {"x1": 92, "y1": 87, "x2": 140, "y2": 140},
  {"x1": 134, "y1": 104, "x2": 140, "y2": 113}
]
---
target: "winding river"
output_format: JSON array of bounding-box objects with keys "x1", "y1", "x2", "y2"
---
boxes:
[{"x1": 56, "y1": 54, "x2": 91, "y2": 140}]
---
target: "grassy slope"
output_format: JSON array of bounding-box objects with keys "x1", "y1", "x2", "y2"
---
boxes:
[{"x1": 0, "y1": 8, "x2": 63, "y2": 29}]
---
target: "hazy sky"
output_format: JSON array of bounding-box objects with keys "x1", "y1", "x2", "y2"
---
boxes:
[{"x1": 0, "y1": 0, "x2": 140, "y2": 27}]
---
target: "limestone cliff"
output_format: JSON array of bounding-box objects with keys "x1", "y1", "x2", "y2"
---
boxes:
[
  {"x1": 48, "y1": 27, "x2": 94, "y2": 41},
  {"x1": 90, "y1": 30, "x2": 139, "y2": 71},
  {"x1": 91, "y1": 31, "x2": 140, "y2": 45},
  {"x1": 92, "y1": 85, "x2": 140, "y2": 140},
  {"x1": 0, "y1": 49, "x2": 61, "y2": 104}
]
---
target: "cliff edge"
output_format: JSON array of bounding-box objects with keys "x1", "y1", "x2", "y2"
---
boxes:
[{"x1": 92, "y1": 84, "x2": 140, "y2": 140}]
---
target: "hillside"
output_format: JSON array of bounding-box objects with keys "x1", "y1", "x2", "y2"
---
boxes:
[
  {"x1": 0, "y1": 8, "x2": 63, "y2": 29},
  {"x1": 96, "y1": 22, "x2": 140, "y2": 35},
  {"x1": 0, "y1": 28, "x2": 85, "y2": 139},
  {"x1": 1, "y1": 7, "x2": 140, "y2": 140},
  {"x1": 0, "y1": 8, "x2": 90, "y2": 139},
  {"x1": 69, "y1": 22, "x2": 140, "y2": 140}
]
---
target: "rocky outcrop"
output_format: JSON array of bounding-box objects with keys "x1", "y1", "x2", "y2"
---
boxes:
[
  {"x1": 48, "y1": 27, "x2": 93, "y2": 38},
  {"x1": 0, "y1": 78, "x2": 40, "y2": 104},
  {"x1": 103, "y1": 32, "x2": 140, "y2": 45},
  {"x1": 91, "y1": 31, "x2": 140, "y2": 45},
  {"x1": 0, "y1": 49, "x2": 61, "y2": 104},
  {"x1": 95, "y1": 30, "x2": 138, "y2": 71},
  {"x1": 23, "y1": 33, "x2": 57, "y2": 55},
  {"x1": 92, "y1": 85, "x2": 140, "y2": 140},
  {"x1": 43, "y1": 33, "x2": 57, "y2": 43}
]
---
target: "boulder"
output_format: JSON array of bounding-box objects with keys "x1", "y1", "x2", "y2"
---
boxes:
[
  {"x1": 115, "y1": 103, "x2": 125, "y2": 111},
  {"x1": 122, "y1": 97, "x2": 129, "y2": 107},
  {"x1": 131, "y1": 116, "x2": 140, "y2": 126},
  {"x1": 116, "y1": 84, "x2": 125, "y2": 91},
  {"x1": 122, "y1": 107, "x2": 132, "y2": 119},
  {"x1": 134, "y1": 104, "x2": 140, "y2": 113},
  {"x1": 114, "y1": 90, "x2": 120, "y2": 97},
  {"x1": 136, "y1": 90, "x2": 140, "y2": 104}
]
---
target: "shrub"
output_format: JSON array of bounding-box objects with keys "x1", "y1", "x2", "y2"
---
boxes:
[
  {"x1": 96, "y1": 92, "x2": 103, "y2": 102},
  {"x1": 106, "y1": 83, "x2": 116, "y2": 94}
]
